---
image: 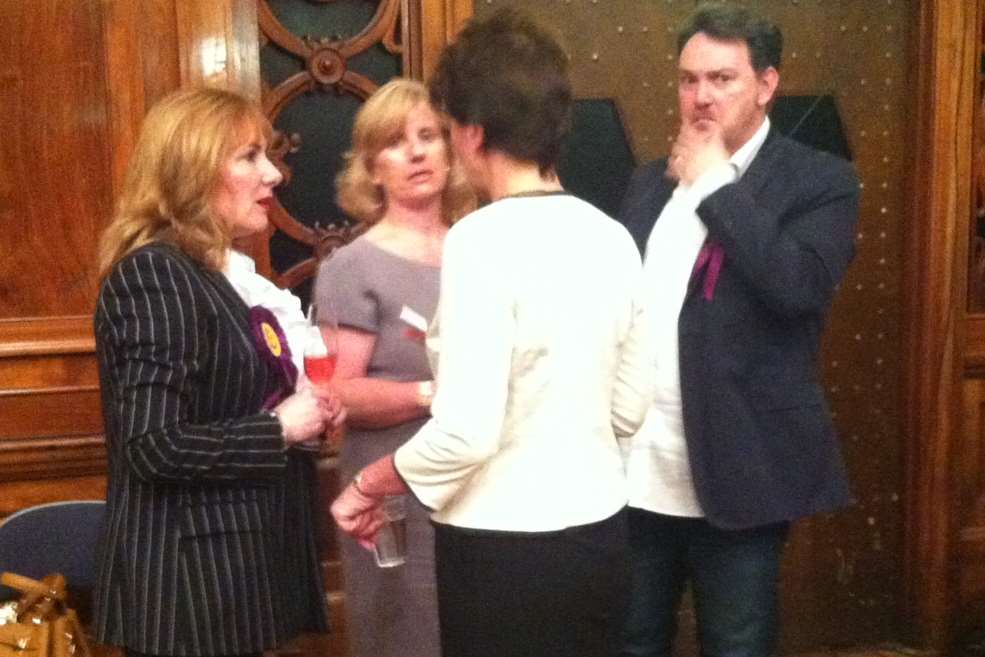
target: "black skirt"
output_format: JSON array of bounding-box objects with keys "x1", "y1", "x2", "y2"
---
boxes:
[{"x1": 433, "y1": 508, "x2": 630, "y2": 657}]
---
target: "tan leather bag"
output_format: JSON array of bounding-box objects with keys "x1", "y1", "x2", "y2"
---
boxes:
[{"x1": 0, "y1": 573, "x2": 92, "y2": 657}]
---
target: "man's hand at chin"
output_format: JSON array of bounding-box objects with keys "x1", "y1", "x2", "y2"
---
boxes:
[{"x1": 667, "y1": 121, "x2": 729, "y2": 186}]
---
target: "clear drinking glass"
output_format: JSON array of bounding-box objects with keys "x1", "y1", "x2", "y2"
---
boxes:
[
  {"x1": 373, "y1": 496, "x2": 408, "y2": 568},
  {"x1": 303, "y1": 301, "x2": 343, "y2": 454}
]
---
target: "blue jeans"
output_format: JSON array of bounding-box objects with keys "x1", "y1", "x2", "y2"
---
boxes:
[{"x1": 620, "y1": 509, "x2": 789, "y2": 657}]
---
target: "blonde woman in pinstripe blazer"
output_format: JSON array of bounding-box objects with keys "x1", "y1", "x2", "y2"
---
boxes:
[{"x1": 92, "y1": 88, "x2": 344, "y2": 657}]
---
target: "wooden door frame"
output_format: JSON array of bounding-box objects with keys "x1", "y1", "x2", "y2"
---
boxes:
[
  {"x1": 904, "y1": 0, "x2": 979, "y2": 650},
  {"x1": 406, "y1": 0, "x2": 473, "y2": 81}
]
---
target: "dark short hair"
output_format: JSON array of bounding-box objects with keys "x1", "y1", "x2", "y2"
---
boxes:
[
  {"x1": 429, "y1": 7, "x2": 571, "y2": 173},
  {"x1": 677, "y1": 2, "x2": 783, "y2": 72}
]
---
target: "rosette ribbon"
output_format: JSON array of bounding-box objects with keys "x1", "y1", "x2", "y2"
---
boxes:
[
  {"x1": 691, "y1": 240, "x2": 724, "y2": 301},
  {"x1": 248, "y1": 306, "x2": 298, "y2": 410}
]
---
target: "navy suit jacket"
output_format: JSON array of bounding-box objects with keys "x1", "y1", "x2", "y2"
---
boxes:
[{"x1": 620, "y1": 129, "x2": 859, "y2": 529}]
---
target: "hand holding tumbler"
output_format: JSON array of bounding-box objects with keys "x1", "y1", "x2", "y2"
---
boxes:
[{"x1": 374, "y1": 496, "x2": 407, "y2": 568}]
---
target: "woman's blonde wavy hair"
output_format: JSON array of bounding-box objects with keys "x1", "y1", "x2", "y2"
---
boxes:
[
  {"x1": 336, "y1": 78, "x2": 475, "y2": 226},
  {"x1": 98, "y1": 87, "x2": 272, "y2": 278}
]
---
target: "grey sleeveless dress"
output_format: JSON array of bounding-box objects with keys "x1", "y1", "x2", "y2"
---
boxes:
[{"x1": 315, "y1": 237, "x2": 441, "y2": 657}]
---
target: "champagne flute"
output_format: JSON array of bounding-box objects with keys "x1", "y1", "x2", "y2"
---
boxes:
[
  {"x1": 304, "y1": 302, "x2": 338, "y2": 386},
  {"x1": 304, "y1": 301, "x2": 342, "y2": 453}
]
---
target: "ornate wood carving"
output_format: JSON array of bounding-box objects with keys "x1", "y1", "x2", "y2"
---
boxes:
[
  {"x1": 254, "y1": 0, "x2": 472, "y2": 287},
  {"x1": 257, "y1": 0, "x2": 403, "y2": 289}
]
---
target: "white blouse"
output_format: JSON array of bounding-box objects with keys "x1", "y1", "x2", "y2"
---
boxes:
[
  {"x1": 222, "y1": 249, "x2": 309, "y2": 373},
  {"x1": 394, "y1": 194, "x2": 654, "y2": 532}
]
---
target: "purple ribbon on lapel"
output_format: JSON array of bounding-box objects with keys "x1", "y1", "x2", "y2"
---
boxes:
[
  {"x1": 691, "y1": 241, "x2": 724, "y2": 301},
  {"x1": 248, "y1": 306, "x2": 298, "y2": 410}
]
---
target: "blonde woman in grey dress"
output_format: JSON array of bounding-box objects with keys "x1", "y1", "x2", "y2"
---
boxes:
[{"x1": 313, "y1": 79, "x2": 473, "y2": 657}]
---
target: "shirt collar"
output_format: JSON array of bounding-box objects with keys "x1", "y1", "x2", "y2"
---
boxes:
[
  {"x1": 729, "y1": 116, "x2": 771, "y2": 178},
  {"x1": 223, "y1": 248, "x2": 257, "y2": 276}
]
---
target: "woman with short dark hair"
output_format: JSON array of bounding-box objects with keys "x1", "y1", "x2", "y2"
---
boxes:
[{"x1": 331, "y1": 10, "x2": 653, "y2": 657}]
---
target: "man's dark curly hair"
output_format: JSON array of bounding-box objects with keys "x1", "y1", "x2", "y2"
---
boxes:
[
  {"x1": 429, "y1": 8, "x2": 571, "y2": 174},
  {"x1": 677, "y1": 2, "x2": 783, "y2": 72}
]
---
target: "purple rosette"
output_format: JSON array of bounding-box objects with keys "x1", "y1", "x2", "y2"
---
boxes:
[
  {"x1": 692, "y1": 240, "x2": 724, "y2": 301},
  {"x1": 248, "y1": 306, "x2": 299, "y2": 410}
]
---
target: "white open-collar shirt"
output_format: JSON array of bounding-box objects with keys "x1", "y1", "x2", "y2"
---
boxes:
[{"x1": 626, "y1": 117, "x2": 771, "y2": 517}]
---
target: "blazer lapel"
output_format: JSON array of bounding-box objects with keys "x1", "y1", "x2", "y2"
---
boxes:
[
  {"x1": 733, "y1": 127, "x2": 784, "y2": 199},
  {"x1": 683, "y1": 128, "x2": 786, "y2": 304},
  {"x1": 641, "y1": 176, "x2": 676, "y2": 255},
  {"x1": 200, "y1": 265, "x2": 257, "y2": 348}
]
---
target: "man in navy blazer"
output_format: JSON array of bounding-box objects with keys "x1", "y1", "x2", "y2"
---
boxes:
[{"x1": 618, "y1": 4, "x2": 859, "y2": 657}]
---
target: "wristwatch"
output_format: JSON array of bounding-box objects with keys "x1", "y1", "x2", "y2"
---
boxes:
[
  {"x1": 353, "y1": 471, "x2": 371, "y2": 497},
  {"x1": 266, "y1": 409, "x2": 284, "y2": 438},
  {"x1": 416, "y1": 380, "x2": 435, "y2": 408}
]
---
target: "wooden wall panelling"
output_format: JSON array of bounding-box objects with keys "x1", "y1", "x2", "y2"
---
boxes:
[
  {"x1": 406, "y1": 0, "x2": 474, "y2": 81},
  {"x1": 102, "y1": 0, "x2": 182, "y2": 200},
  {"x1": 0, "y1": 478, "x2": 107, "y2": 519},
  {"x1": 904, "y1": 0, "x2": 978, "y2": 651},
  {"x1": 959, "y1": 377, "x2": 985, "y2": 630},
  {"x1": 0, "y1": 0, "x2": 257, "y2": 519},
  {"x1": 0, "y1": 0, "x2": 117, "y2": 512},
  {"x1": 775, "y1": 3, "x2": 911, "y2": 645},
  {"x1": 0, "y1": 318, "x2": 104, "y2": 483},
  {"x1": 969, "y1": 3, "x2": 985, "y2": 313},
  {"x1": 964, "y1": 315, "x2": 985, "y2": 368},
  {"x1": 0, "y1": 0, "x2": 112, "y2": 320},
  {"x1": 0, "y1": 0, "x2": 180, "y2": 509},
  {"x1": 175, "y1": 0, "x2": 261, "y2": 97},
  {"x1": 956, "y1": 0, "x2": 985, "y2": 647},
  {"x1": 102, "y1": 0, "x2": 145, "y2": 202}
]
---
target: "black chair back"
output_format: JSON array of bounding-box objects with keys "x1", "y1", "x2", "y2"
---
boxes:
[{"x1": 0, "y1": 500, "x2": 106, "y2": 620}]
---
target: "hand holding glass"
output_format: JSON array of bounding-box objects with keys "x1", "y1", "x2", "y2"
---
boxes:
[{"x1": 373, "y1": 496, "x2": 407, "y2": 568}]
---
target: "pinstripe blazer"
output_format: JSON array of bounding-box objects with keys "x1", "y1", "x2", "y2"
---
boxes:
[{"x1": 92, "y1": 243, "x2": 327, "y2": 657}]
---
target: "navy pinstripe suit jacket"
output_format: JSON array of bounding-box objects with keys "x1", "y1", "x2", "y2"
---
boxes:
[{"x1": 92, "y1": 243, "x2": 327, "y2": 656}]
